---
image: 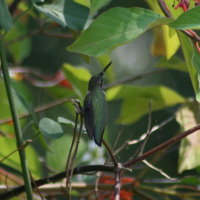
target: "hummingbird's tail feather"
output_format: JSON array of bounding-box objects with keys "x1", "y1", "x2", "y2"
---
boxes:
[{"x1": 93, "y1": 129, "x2": 105, "y2": 147}]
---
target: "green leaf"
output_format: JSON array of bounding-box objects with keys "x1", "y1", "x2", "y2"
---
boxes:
[
  {"x1": 68, "y1": 7, "x2": 168, "y2": 56},
  {"x1": 90, "y1": 0, "x2": 111, "y2": 13},
  {"x1": 178, "y1": 32, "x2": 199, "y2": 97},
  {"x1": 106, "y1": 85, "x2": 186, "y2": 124},
  {"x1": 170, "y1": 6, "x2": 200, "y2": 30},
  {"x1": 0, "y1": 80, "x2": 28, "y2": 119},
  {"x1": 192, "y1": 48, "x2": 200, "y2": 74},
  {"x1": 74, "y1": 0, "x2": 90, "y2": 7},
  {"x1": 155, "y1": 56, "x2": 187, "y2": 72},
  {"x1": 147, "y1": 0, "x2": 180, "y2": 59},
  {"x1": 39, "y1": 117, "x2": 64, "y2": 139},
  {"x1": 33, "y1": 0, "x2": 89, "y2": 30},
  {"x1": 0, "y1": 0, "x2": 12, "y2": 31},
  {"x1": 62, "y1": 63, "x2": 91, "y2": 99},
  {"x1": 151, "y1": 26, "x2": 180, "y2": 60},
  {"x1": 5, "y1": 22, "x2": 31, "y2": 63},
  {"x1": 180, "y1": 176, "x2": 200, "y2": 185},
  {"x1": 0, "y1": 137, "x2": 41, "y2": 178},
  {"x1": 46, "y1": 135, "x2": 86, "y2": 172},
  {"x1": 192, "y1": 49, "x2": 200, "y2": 102},
  {"x1": 176, "y1": 106, "x2": 200, "y2": 173},
  {"x1": 58, "y1": 116, "x2": 87, "y2": 134}
]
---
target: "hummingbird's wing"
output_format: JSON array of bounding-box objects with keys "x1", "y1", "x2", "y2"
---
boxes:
[
  {"x1": 92, "y1": 89, "x2": 108, "y2": 146},
  {"x1": 83, "y1": 92, "x2": 95, "y2": 140}
]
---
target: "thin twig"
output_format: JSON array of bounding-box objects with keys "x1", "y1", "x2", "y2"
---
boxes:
[
  {"x1": 94, "y1": 172, "x2": 101, "y2": 200},
  {"x1": 42, "y1": 31, "x2": 73, "y2": 39},
  {"x1": 102, "y1": 139, "x2": 118, "y2": 167},
  {"x1": 0, "y1": 97, "x2": 71, "y2": 125},
  {"x1": 114, "y1": 170, "x2": 121, "y2": 200},
  {"x1": 157, "y1": 0, "x2": 200, "y2": 42},
  {"x1": 102, "y1": 139, "x2": 121, "y2": 200},
  {"x1": 132, "y1": 188, "x2": 157, "y2": 200},
  {"x1": 66, "y1": 100, "x2": 83, "y2": 199},
  {"x1": 0, "y1": 165, "x2": 114, "y2": 199},
  {"x1": 124, "y1": 123, "x2": 200, "y2": 167},
  {"x1": 65, "y1": 113, "x2": 79, "y2": 198},
  {"x1": 0, "y1": 168, "x2": 23, "y2": 185},
  {"x1": 30, "y1": 172, "x2": 44, "y2": 200},
  {"x1": 104, "y1": 69, "x2": 165, "y2": 89},
  {"x1": 128, "y1": 116, "x2": 174, "y2": 145},
  {"x1": 0, "y1": 140, "x2": 32, "y2": 163},
  {"x1": 113, "y1": 126, "x2": 124, "y2": 150},
  {"x1": 157, "y1": 0, "x2": 172, "y2": 17},
  {"x1": 142, "y1": 160, "x2": 178, "y2": 181},
  {"x1": 3, "y1": 122, "x2": 200, "y2": 199},
  {"x1": 137, "y1": 100, "x2": 153, "y2": 157},
  {"x1": 114, "y1": 116, "x2": 174, "y2": 157}
]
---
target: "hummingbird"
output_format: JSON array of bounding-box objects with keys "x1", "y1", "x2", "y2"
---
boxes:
[{"x1": 84, "y1": 62, "x2": 112, "y2": 146}]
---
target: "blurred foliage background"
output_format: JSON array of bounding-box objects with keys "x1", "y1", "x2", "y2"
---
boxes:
[{"x1": 1, "y1": 0, "x2": 200, "y2": 199}]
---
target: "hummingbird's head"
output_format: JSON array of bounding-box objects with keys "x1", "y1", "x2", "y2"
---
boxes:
[
  {"x1": 88, "y1": 62, "x2": 111, "y2": 91},
  {"x1": 88, "y1": 73, "x2": 103, "y2": 91}
]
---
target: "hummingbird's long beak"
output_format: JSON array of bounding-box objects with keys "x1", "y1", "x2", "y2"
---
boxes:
[{"x1": 100, "y1": 61, "x2": 112, "y2": 76}]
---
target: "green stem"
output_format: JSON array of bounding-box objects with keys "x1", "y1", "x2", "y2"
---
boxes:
[{"x1": 0, "y1": 39, "x2": 33, "y2": 199}]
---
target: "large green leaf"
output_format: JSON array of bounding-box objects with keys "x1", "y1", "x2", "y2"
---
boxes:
[
  {"x1": 106, "y1": 85, "x2": 186, "y2": 124},
  {"x1": 192, "y1": 48, "x2": 200, "y2": 74},
  {"x1": 192, "y1": 49, "x2": 200, "y2": 102},
  {"x1": 0, "y1": 80, "x2": 11, "y2": 119},
  {"x1": 90, "y1": 0, "x2": 111, "y2": 13},
  {"x1": 58, "y1": 116, "x2": 87, "y2": 134},
  {"x1": 147, "y1": 0, "x2": 180, "y2": 59},
  {"x1": 74, "y1": 0, "x2": 90, "y2": 7},
  {"x1": 46, "y1": 135, "x2": 86, "y2": 172},
  {"x1": 176, "y1": 106, "x2": 200, "y2": 173},
  {"x1": 62, "y1": 63, "x2": 91, "y2": 99},
  {"x1": 0, "y1": 80, "x2": 29, "y2": 119},
  {"x1": 5, "y1": 22, "x2": 31, "y2": 63},
  {"x1": 33, "y1": 0, "x2": 89, "y2": 30},
  {"x1": 178, "y1": 32, "x2": 199, "y2": 98},
  {"x1": 0, "y1": 0, "x2": 12, "y2": 31},
  {"x1": 155, "y1": 56, "x2": 187, "y2": 72},
  {"x1": 68, "y1": 7, "x2": 170, "y2": 56},
  {"x1": 147, "y1": 0, "x2": 184, "y2": 18},
  {"x1": 39, "y1": 117, "x2": 64, "y2": 139},
  {"x1": 0, "y1": 138, "x2": 41, "y2": 178},
  {"x1": 170, "y1": 6, "x2": 200, "y2": 30}
]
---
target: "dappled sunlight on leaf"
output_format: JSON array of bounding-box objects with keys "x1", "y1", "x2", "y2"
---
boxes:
[
  {"x1": 107, "y1": 85, "x2": 186, "y2": 124},
  {"x1": 176, "y1": 105, "x2": 200, "y2": 173}
]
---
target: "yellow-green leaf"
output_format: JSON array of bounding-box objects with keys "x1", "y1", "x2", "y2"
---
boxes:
[
  {"x1": 107, "y1": 85, "x2": 186, "y2": 124},
  {"x1": 176, "y1": 106, "x2": 200, "y2": 173}
]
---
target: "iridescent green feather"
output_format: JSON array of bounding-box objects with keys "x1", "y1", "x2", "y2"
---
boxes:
[
  {"x1": 92, "y1": 89, "x2": 108, "y2": 146},
  {"x1": 83, "y1": 62, "x2": 111, "y2": 146}
]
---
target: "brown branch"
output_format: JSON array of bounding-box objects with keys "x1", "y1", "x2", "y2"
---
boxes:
[
  {"x1": 157, "y1": 0, "x2": 200, "y2": 42},
  {"x1": 102, "y1": 139, "x2": 120, "y2": 200},
  {"x1": 124, "y1": 123, "x2": 200, "y2": 167},
  {"x1": 42, "y1": 31, "x2": 74, "y2": 39},
  {"x1": 104, "y1": 69, "x2": 166, "y2": 89},
  {"x1": 7, "y1": 24, "x2": 74, "y2": 45},
  {"x1": 0, "y1": 140, "x2": 32, "y2": 163},
  {"x1": 9, "y1": 0, "x2": 21, "y2": 14},
  {"x1": 0, "y1": 165, "x2": 114, "y2": 199},
  {"x1": 0, "y1": 97, "x2": 71, "y2": 125},
  {"x1": 114, "y1": 170, "x2": 121, "y2": 200},
  {"x1": 2, "y1": 123, "x2": 200, "y2": 198},
  {"x1": 102, "y1": 139, "x2": 118, "y2": 167},
  {"x1": 157, "y1": 0, "x2": 172, "y2": 17}
]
